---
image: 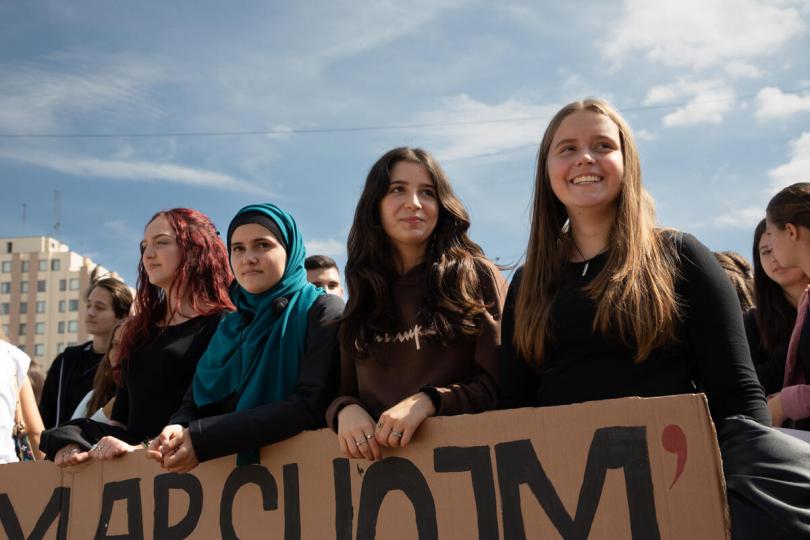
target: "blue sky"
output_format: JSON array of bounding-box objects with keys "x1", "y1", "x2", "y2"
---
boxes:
[{"x1": 1, "y1": 0, "x2": 809, "y2": 286}]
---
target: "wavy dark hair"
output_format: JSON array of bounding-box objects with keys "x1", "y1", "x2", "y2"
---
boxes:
[
  {"x1": 117, "y1": 208, "x2": 234, "y2": 366},
  {"x1": 713, "y1": 251, "x2": 754, "y2": 312},
  {"x1": 86, "y1": 321, "x2": 125, "y2": 415},
  {"x1": 752, "y1": 220, "x2": 799, "y2": 351},
  {"x1": 340, "y1": 147, "x2": 492, "y2": 356}
]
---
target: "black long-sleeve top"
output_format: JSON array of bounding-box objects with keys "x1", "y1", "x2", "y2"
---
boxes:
[
  {"x1": 110, "y1": 312, "x2": 225, "y2": 442},
  {"x1": 743, "y1": 308, "x2": 790, "y2": 396},
  {"x1": 499, "y1": 232, "x2": 770, "y2": 427},
  {"x1": 169, "y1": 294, "x2": 343, "y2": 463},
  {"x1": 39, "y1": 341, "x2": 102, "y2": 428}
]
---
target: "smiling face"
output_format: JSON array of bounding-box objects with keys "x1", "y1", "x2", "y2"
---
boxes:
[
  {"x1": 141, "y1": 214, "x2": 181, "y2": 290},
  {"x1": 547, "y1": 110, "x2": 625, "y2": 216},
  {"x1": 230, "y1": 223, "x2": 287, "y2": 294},
  {"x1": 85, "y1": 286, "x2": 119, "y2": 336},
  {"x1": 379, "y1": 160, "x2": 439, "y2": 260}
]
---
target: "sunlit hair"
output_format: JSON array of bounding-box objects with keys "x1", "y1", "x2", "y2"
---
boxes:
[
  {"x1": 340, "y1": 147, "x2": 492, "y2": 356},
  {"x1": 86, "y1": 277, "x2": 133, "y2": 320},
  {"x1": 117, "y1": 208, "x2": 234, "y2": 366},
  {"x1": 713, "y1": 251, "x2": 754, "y2": 312},
  {"x1": 514, "y1": 98, "x2": 680, "y2": 365},
  {"x1": 86, "y1": 320, "x2": 125, "y2": 415},
  {"x1": 752, "y1": 219, "x2": 805, "y2": 351},
  {"x1": 766, "y1": 182, "x2": 810, "y2": 230}
]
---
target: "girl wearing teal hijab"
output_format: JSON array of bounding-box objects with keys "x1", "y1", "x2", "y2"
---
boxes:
[{"x1": 147, "y1": 203, "x2": 344, "y2": 469}]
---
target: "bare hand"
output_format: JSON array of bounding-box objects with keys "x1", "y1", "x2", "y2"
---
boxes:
[
  {"x1": 375, "y1": 392, "x2": 436, "y2": 448},
  {"x1": 161, "y1": 428, "x2": 199, "y2": 473},
  {"x1": 54, "y1": 443, "x2": 91, "y2": 467},
  {"x1": 337, "y1": 404, "x2": 382, "y2": 461},
  {"x1": 91, "y1": 436, "x2": 137, "y2": 461},
  {"x1": 768, "y1": 393, "x2": 786, "y2": 427},
  {"x1": 146, "y1": 424, "x2": 185, "y2": 464}
]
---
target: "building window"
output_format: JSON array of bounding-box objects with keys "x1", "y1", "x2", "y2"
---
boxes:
[
  {"x1": 58, "y1": 321, "x2": 65, "y2": 334},
  {"x1": 35, "y1": 322, "x2": 45, "y2": 335},
  {"x1": 5, "y1": 242, "x2": 11, "y2": 254},
  {"x1": 58, "y1": 300, "x2": 66, "y2": 312},
  {"x1": 37, "y1": 280, "x2": 46, "y2": 292},
  {"x1": 34, "y1": 344, "x2": 45, "y2": 357},
  {"x1": 69, "y1": 299, "x2": 79, "y2": 312},
  {"x1": 1, "y1": 324, "x2": 8, "y2": 336},
  {"x1": 1, "y1": 261, "x2": 10, "y2": 273},
  {"x1": 19, "y1": 302, "x2": 27, "y2": 315},
  {"x1": 38, "y1": 260, "x2": 47, "y2": 272},
  {"x1": 0, "y1": 303, "x2": 8, "y2": 315},
  {"x1": 21, "y1": 261, "x2": 29, "y2": 273},
  {"x1": 36, "y1": 301, "x2": 46, "y2": 313},
  {"x1": 20, "y1": 282, "x2": 28, "y2": 293},
  {"x1": 18, "y1": 323, "x2": 26, "y2": 336},
  {"x1": 59, "y1": 279, "x2": 66, "y2": 292},
  {"x1": 51, "y1": 259, "x2": 60, "y2": 271},
  {"x1": 67, "y1": 320, "x2": 78, "y2": 333},
  {"x1": 0, "y1": 282, "x2": 9, "y2": 294},
  {"x1": 57, "y1": 342, "x2": 65, "y2": 353},
  {"x1": 17, "y1": 345, "x2": 24, "y2": 353},
  {"x1": 69, "y1": 278, "x2": 80, "y2": 291}
]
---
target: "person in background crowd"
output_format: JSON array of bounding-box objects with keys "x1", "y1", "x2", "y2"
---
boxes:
[
  {"x1": 744, "y1": 220, "x2": 809, "y2": 398},
  {"x1": 27, "y1": 361, "x2": 46, "y2": 404},
  {"x1": 714, "y1": 251, "x2": 755, "y2": 312},
  {"x1": 305, "y1": 254, "x2": 345, "y2": 297},
  {"x1": 499, "y1": 98, "x2": 810, "y2": 539},
  {"x1": 71, "y1": 321, "x2": 125, "y2": 423},
  {"x1": 1, "y1": 326, "x2": 45, "y2": 462},
  {"x1": 148, "y1": 203, "x2": 343, "y2": 471},
  {"x1": 39, "y1": 277, "x2": 132, "y2": 429},
  {"x1": 328, "y1": 147, "x2": 506, "y2": 461},
  {"x1": 764, "y1": 183, "x2": 810, "y2": 430},
  {"x1": 41, "y1": 208, "x2": 233, "y2": 465}
]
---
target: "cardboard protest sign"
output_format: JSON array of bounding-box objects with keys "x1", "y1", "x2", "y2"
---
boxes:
[{"x1": 0, "y1": 393, "x2": 729, "y2": 539}]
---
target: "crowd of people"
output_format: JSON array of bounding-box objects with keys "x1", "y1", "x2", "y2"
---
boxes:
[{"x1": 1, "y1": 98, "x2": 810, "y2": 537}]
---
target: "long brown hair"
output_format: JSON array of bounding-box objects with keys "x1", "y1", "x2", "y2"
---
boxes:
[
  {"x1": 514, "y1": 98, "x2": 680, "y2": 365},
  {"x1": 340, "y1": 147, "x2": 492, "y2": 356},
  {"x1": 117, "y1": 208, "x2": 234, "y2": 366},
  {"x1": 86, "y1": 320, "x2": 125, "y2": 414}
]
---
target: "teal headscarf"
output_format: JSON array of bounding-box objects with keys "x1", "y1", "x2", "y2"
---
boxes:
[{"x1": 192, "y1": 203, "x2": 324, "y2": 464}]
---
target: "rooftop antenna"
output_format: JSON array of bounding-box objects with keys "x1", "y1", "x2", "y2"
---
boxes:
[{"x1": 52, "y1": 189, "x2": 61, "y2": 240}]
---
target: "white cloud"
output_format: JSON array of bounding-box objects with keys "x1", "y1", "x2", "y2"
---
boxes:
[
  {"x1": 724, "y1": 61, "x2": 763, "y2": 79},
  {"x1": 755, "y1": 87, "x2": 810, "y2": 120},
  {"x1": 413, "y1": 94, "x2": 556, "y2": 161},
  {"x1": 714, "y1": 206, "x2": 764, "y2": 229},
  {"x1": 0, "y1": 148, "x2": 271, "y2": 196},
  {"x1": 645, "y1": 80, "x2": 734, "y2": 127},
  {"x1": 603, "y1": 0, "x2": 805, "y2": 70},
  {"x1": 305, "y1": 238, "x2": 345, "y2": 258},
  {"x1": 0, "y1": 50, "x2": 166, "y2": 133},
  {"x1": 769, "y1": 132, "x2": 810, "y2": 192}
]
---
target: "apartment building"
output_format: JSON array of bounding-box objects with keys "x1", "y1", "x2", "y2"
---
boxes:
[{"x1": 0, "y1": 236, "x2": 129, "y2": 369}]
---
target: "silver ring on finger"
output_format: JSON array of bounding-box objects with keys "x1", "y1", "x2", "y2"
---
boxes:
[
  {"x1": 357, "y1": 439, "x2": 368, "y2": 446},
  {"x1": 365, "y1": 433, "x2": 373, "y2": 440},
  {"x1": 391, "y1": 430, "x2": 403, "y2": 438}
]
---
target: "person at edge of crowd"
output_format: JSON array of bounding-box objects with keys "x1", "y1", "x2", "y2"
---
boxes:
[
  {"x1": 765, "y1": 183, "x2": 810, "y2": 431},
  {"x1": 41, "y1": 208, "x2": 234, "y2": 466},
  {"x1": 498, "y1": 98, "x2": 810, "y2": 539},
  {"x1": 327, "y1": 147, "x2": 507, "y2": 461},
  {"x1": 0, "y1": 326, "x2": 45, "y2": 462},
  {"x1": 744, "y1": 220, "x2": 809, "y2": 400},
  {"x1": 147, "y1": 203, "x2": 343, "y2": 471},
  {"x1": 70, "y1": 320, "x2": 125, "y2": 423},
  {"x1": 27, "y1": 361, "x2": 46, "y2": 405},
  {"x1": 305, "y1": 254, "x2": 345, "y2": 297},
  {"x1": 714, "y1": 251, "x2": 755, "y2": 312},
  {"x1": 39, "y1": 276, "x2": 133, "y2": 429}
]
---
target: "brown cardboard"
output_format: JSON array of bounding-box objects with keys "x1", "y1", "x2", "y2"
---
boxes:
[{"x1": 0, "y1": 393, "x2": 730, "y2": 539}]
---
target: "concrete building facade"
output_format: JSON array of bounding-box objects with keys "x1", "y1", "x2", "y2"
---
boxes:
[{"x1": 0, "y1": 236, "x2": 129, "y2": 369}]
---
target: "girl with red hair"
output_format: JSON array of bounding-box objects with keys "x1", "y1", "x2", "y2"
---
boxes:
[{"x1": 42, "y1": 208, "x2": 234, "y2": 465}]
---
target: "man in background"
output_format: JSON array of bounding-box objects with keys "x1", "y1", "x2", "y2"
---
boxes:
[{"x1": 305, "y1": 255, "x2": 344, "y2": 297}]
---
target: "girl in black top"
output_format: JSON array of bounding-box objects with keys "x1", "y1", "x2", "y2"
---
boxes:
[
  {"x1": 744, "y1": 219, "x2": 808, "y2": 395},
  {"x1": 44, "y1": 208, "x2": 233, "y2": 466},
  {"x1": 147, "y1": 203, "x2": 343, "y2": 471},
  {"x1": 500, "y1": 99, "x2": 810, "y2": 539}
]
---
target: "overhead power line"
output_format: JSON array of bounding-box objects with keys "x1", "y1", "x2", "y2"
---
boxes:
[{"x1": 0, "y1": 88, "x2": 807, "y2": 140}]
